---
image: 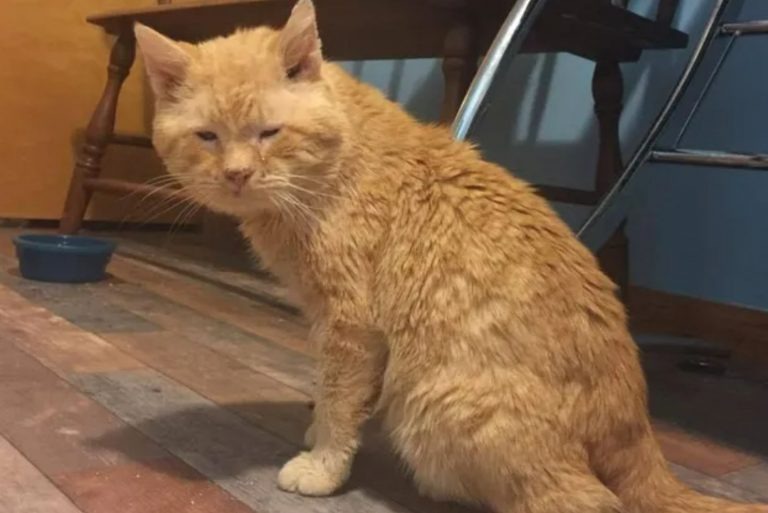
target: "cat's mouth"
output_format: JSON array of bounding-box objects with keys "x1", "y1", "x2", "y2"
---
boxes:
[
  {"x1": 183, "y1": 175, "x2": 304, "y2": 218},
  {"x1": 180, "y1": 182, "x2": 249, "y2": 209}
]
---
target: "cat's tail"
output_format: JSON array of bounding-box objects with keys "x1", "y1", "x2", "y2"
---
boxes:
[{"x1": 596, "y1": 422, "x2": 768, "y2": 513}]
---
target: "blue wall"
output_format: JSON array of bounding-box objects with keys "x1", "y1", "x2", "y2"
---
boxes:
[{"x1": 342, "y1": 0, "x2": 768, "y2": 311}]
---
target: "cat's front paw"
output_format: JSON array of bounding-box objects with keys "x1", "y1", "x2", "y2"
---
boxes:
[{"x1": 277, "y1": 451, "x2": 350, "y2": 496}]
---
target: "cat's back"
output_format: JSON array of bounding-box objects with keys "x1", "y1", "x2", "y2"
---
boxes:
[
  {"x1": 324, "y1": 64, "x2": 623, "y2": 337},
  {"x1": 315, "y1": 65, "x2": 633, "y2": 385}
]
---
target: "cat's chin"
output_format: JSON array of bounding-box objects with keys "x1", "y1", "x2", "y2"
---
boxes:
[
  {"x1": 202, "y1": 197, "x2": 278, "y2": 220},
  {"x1": 185, "y1": 189, "x2": 271, "y2": 219},
  {"x1": 203, "y1": 201, "x2": 270, "y2": 219}
]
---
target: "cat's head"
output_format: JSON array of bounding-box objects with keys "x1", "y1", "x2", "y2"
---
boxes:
[{"x1": 135, "y1": 0, "x2": 347, "y2": 218}]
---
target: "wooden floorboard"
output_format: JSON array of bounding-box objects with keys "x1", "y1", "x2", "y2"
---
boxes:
[
  {"x1": 0, "y1": 311, "x2": 258, "y2": 513},
  {"x1": 101, "y1": 279, "x2": 316, "y2": 394},
  {"x1": 0, "y1": 276, "x2": 425, "y2": 513},
  {"x1": 116, "y1": 238, "x2": 297, "y2": 314},
  {"x1": 0, "y1": 288, "x2": 142, "y2": 374},
  {"x1": 723, "y1": 464, "x2": 768, "y2": 500},
  {"x1": 56, "y1": 458, "x2": 255, "y2": 513},
  {"x1": 0, "y1": 266, "x2": 158, "y2": 333},
  {"x1": 0, "y1": 435, "x2": 83, "y2": 513},
  {"x1": 0, "y1": 248, "x2": 315, "y2": 395},
  {"x1": 2, "y1": 227, "x2": 768, "y2": 510},
  {"x1": 669, "y1": 463, "x2": 768, "y2": 502},
  {"x1": 654, "y1": 422, "x2": 761, "y2": 477},
  {"x1": 109, "y1": 256, "x2": 311, "y2": 355},
  {"x1": 104, "y1": 331, "x2": 312, "y2": 445},
  {"x1": 0, "y1": 334, "x2": 165, "y2": 476}
]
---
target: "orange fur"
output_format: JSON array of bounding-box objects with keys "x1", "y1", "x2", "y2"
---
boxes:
[{"x1": 135, "y1": 2, "x2": 768, "y2": 512}]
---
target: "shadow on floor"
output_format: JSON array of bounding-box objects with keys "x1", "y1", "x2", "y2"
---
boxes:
[
  {"x1": 643, "y1": 352, "x2": 768, "y2": 458},
  {"x1": 87, "y1": 363, "x2": 768, "y2": 510},
  {"x1": 90, "y1": 400, "x2": 475, "y2": 513}
]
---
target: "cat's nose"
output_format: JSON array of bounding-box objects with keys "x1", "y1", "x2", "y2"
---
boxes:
[{"x1": 223, "y1": 168, "x2": 254, "y2": 190}]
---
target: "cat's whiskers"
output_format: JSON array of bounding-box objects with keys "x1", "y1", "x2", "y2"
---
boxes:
[
  {"x1": 259, "y1": 176, "x2": 340, "y2": 207},
  {"x1": 282, "y1": 173, "x2": 329, "y2": 186},
  {"x1": 116, "y1": 180, "x2": 195, "y2": 231},
  {"x1": 165, "y1": 193, "x2": 207, "y2": 243},
  {"x1": 133, "y1": 192, "x2": 196, "y2": 228},
  {"x1": 272, "y1": 189, "x2": 322, "y2": 226},
  {"x1": 281, "y1": 181, "x2": 341, "y2": 201},
  {"x1": 281, "y1": 174, "x2": 340, "y2": 196},
  {"x1": 139, "y1": 177, "x2": 220, "y2": 218},
  {"x1": 267, "y1": 185, "x2": 323, "y2": 213},
  {"x1": 272, "y1": 192, "x2": 300, "y2": 225},
  {"x1": 124, "y1": 175, "x2": 186, "y2": 208}
]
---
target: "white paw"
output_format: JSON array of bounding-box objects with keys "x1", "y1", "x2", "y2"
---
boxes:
[
  {"x1": 277, "y1": 451, "x2": 350, "y2": 496},
  {"x1": 303, "y1": 422, "x2": 317, "y2": 449}
]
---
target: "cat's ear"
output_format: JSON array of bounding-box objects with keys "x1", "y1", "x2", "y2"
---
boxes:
[
  {"x1": 134, "y1": 23, "x2": 191, "y2": 99},
  {"x1": 279, "y1": 0, "x2": 323, "y2": 80}
]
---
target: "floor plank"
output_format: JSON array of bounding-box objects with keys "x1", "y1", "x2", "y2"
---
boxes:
[
  {"x1": 109, "y1": 257, "x2": 311, "y2": 355},
  {"x1": 646, "y1": 354, "x2": 768, "y2": 461},
  {"x1": 100, "y1": 281, "x2": 316, "y2": 394},
  {"x1": 116, "y1": 239, "x2": 296, "y2": 314},
  {"x1": 0, "y1": 331, "x2": 256, "y2": 513},
  {"x1": 57, "y1": 458, "x2": 254, "y2": 513},
  {"x1": 0, "y1": 278, "x2": 420, "y2": 512},
  {"x1": 0, "y1": 287, "x2": 142, "y2": 374},
  {"x1": 104, "y1": 331, "x2": 311, "y2": 445},
  {"x1": 0, "y1": 231, "x2": 307, "y2": 354},
  {"x1": 3, "y1": 228, "x2": 768, "y2": 512},
  {"x1": 723, "y1": 464, "x2": 768, "y2": 499},
  {"x1": 655, "y1": 422, "x2": 761, "y2": 477},
  {"x1": 0, "y1": 266, "x2": 158, "y2": 333},
  {"x1": 0, "y1": 435, "x2": 83, "y2": 513},
  {"x1": 0, "y1": 337, "x2": 165, "y2": 476},
  {"x1": 670, "y1": 463, "x2": 767, "y2": 502},
  {"x1": 0, "y1": 251, "x2": 314, "y2": 393}
]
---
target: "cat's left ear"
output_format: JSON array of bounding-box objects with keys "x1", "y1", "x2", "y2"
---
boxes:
[
  {"x1": 134, "y1": 23, "x2": 191, "y2": 100},
  {"x1": 279, "y1": 0, "x2": 323, "y2": 81}
]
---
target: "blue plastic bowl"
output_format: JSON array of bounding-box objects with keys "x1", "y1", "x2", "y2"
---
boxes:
[{"x1": 13, "y1": 234, "x2": 116, "y2": 283}]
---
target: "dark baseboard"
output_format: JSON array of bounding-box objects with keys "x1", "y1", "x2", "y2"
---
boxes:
[{"x1": 628, "y1": 286, "x2": 768, "y2": 364}]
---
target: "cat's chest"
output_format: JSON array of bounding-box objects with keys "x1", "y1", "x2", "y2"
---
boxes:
[{"x1": 240, "y1": 218, "x2": 324, "y2": 313}]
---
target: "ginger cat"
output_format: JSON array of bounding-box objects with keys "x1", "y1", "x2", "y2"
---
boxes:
[{"x1": 135, "y1": 2, "x2": 767, "y2": 512}]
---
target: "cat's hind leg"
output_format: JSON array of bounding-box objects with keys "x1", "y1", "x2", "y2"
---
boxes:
[
  {"x1": 408, "y1": 445, "x2": 622, "y2": 513},
  {"x1": 407, "y1": 443, "x2": 622, "y2": 513},
  {"x1": 484, "y1": 470, "x2": 623, "y2": 513},
  {"x1": 387, "y1": 368, "x2": 623, "y2": 512}
]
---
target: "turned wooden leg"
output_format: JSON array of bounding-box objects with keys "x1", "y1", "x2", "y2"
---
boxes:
[
  {"x1": 60, "y1": 32, "x2": 135, "y2": 234},
  {"x1": 440, "y1": 24, "x2": 478, "y2": 124},
  {"x1": 592, "y1": 60, "x2": 629, "y2": 302}
]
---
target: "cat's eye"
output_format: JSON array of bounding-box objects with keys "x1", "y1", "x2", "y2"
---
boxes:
[
  {"x1": 260, "y1": 127, "x2": 281, "y2": 139},
  {"x1": 286, "y1": 64, "x2": 302, "y2": 80},
  {"x1": 195, "y1": 131, "x2": 218, "y2": 142}
]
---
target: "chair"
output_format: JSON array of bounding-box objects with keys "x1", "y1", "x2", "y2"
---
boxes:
[{"x1": 60, "y1": 0, "x2": 687, "y2": 298}]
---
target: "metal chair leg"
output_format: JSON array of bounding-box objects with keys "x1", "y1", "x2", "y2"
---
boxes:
[
  {"x1": 577, "y1": 0, "x2": 735, "y2": 252},
  {"x1": 451, "y1": 0, "x2": 545, "y2": 140}
]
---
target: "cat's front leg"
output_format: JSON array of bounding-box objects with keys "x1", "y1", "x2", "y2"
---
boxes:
[
  {"x1": 303, "y1": 378, "x2": 319, "y2": 448},
  {"x1": 304, "y1": 396, "x2": 318, "y2": 448},
  {"x1": 278, "y1": 323, "x2": 385, "y2": 496}
]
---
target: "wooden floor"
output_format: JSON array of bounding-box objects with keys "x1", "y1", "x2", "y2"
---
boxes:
[{"x1": 1, "y1": 227, "x2": 768, "y2": 512}]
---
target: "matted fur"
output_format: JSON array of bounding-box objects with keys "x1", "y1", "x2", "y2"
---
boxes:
[{"x1": 135, "y1": 2, "x2": 768, "y2": 512}]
